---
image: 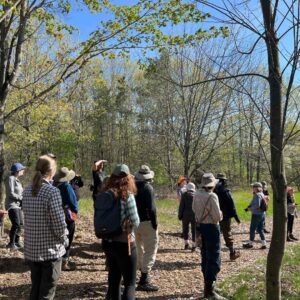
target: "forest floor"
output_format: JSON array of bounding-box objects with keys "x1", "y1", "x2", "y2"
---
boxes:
[{"x1": 0, "y1": 213, "x2": 299, "y2": 300}]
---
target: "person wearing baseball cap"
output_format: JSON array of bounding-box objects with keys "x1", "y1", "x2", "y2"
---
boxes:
[
  {"x1": 243, "y1": 182, "x2": 267, "y2": 249},
  {"x1": 5, "y1": 162, "x2": 26, "y2": 249}
]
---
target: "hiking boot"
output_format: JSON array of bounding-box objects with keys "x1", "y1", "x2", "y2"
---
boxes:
[
  {"x1": 242, "y1": 243, "x2": 253, "y2": 249},
  {"x1": 204, "y1": 281, "x2": 227, "y2": 300},
  {"x1": 261, "y1": 245, "x2": 267, "y2": 249},
  {"x1": 15, "y1": 241, "x2": 24, "y2": 249},
  {"x1": 264, "y1": 229, "x2": 270, "y2": 234},
  {"x1": 229, "y1": 250, "x2": 240, "y2": 260},
  {"x1": 287, "y1": 236, "x2": 294, "y2": 242},
  {"x1": 184, "y1": 244, "x2": 189, "y2": 250},
  {"x1": 289, "y1": 234, "x2": 298, "y2": 241},
  {"x1": 6, "y1": 243, "x2": 19, "y2": 250},
  {"x1": 62, "y1": 260, "x2": 76, "y2": 271},
  {"x1": 191, "y1": 246, "x2": 196, "y2": 252},
  {"x1": 136, "y1": 272, "x2": 159, "y2": 292}
]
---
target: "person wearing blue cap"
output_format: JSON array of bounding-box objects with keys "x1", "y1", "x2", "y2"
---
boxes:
[{"x1": 5, "y1": 162, "x2": 26, "y2": 249}]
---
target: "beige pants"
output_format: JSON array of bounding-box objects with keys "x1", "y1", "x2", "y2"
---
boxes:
[{"x1": 134, "y1": 221, "x2": 159, "y2": 273}]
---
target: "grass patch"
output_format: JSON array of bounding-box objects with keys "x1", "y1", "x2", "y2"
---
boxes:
[{"x1": 219, "y1": 243, "x2": 300, "y2": 299}]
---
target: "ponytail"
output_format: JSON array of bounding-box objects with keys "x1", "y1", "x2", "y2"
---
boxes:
[{"x1": 31, "y1": 156, "x2": 56, "y2": 196}]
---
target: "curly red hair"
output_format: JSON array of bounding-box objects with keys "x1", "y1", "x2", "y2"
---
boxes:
[{"x1": 103, "y1": 174, "x2": 137, "y2": 201}]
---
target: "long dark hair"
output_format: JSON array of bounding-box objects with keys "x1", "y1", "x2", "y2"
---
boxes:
[{"x1": 103, "y1": 173, "x2": 137, "y2": 201}]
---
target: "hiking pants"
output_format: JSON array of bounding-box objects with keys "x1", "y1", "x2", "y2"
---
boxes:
[
  {"x1": 63, "y1": 221, "x2": 75, "y2": 260},
  {"x1": 8, "y1": 208, "x2": 22, "y2": 244},
  {"x1": 135, "y1": 221, "x2": 159, "y2": 273},
  {"x1": 220, "y1": 218, "x2": 233, "y2": 248},
  {"x1": 287, "y1": 213, "x2": 294, "y2": 235},
  {"x1": 103, "y1": 240, "x2": 137, "y2": 300},
  {"x1": 182, "y1": 216, "x2": 196, "y2": 242},
  {"x1": 196, "y1": 223, "x2": 221, "y2": 282},
  {"x1": 28, "y1": 258, "x2": 62, "y2": 300},
  {"x1": 250, "y1": 213, "x2": 265, "y2": 241}
]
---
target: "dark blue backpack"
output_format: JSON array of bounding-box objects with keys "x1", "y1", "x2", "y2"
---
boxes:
[{"x1": 94, "y1": 191, "x2": 123, "y2": 239}]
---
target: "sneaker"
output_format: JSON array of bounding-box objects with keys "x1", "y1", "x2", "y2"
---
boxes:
[
  {"x1": 230, "y1": 250, "x2": 241, "y2": 260},
  {"x1": 243, "y1": 243, "x2": 253, "y2": 249},
  {"x1": 136, "y1": 282, "x2": 159, "y2": 292},
  {"x1": 15, "y1": 241, "x2": 24, "y2": 249},
  {"x1": 287, "y1": 236, "x2": 294, "y2": 242}
]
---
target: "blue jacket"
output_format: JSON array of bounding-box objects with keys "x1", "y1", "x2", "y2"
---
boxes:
[{"x1": 54, "y1": 182, "x2": 78, "y2": 213}]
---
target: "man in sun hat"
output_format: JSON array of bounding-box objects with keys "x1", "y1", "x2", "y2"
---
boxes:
[
  {"x1": 193, "y1": 173, "x2": 226, "y2": 299},
  {"x1": 214, "y1": 173, "x2": 241, "y2": 261},
  {"x1": 134, "y1": 165, "x2": 159, "y2": 292},
  {"x1": 53, "y1": 167, "x2": 78, "y2": 271}
]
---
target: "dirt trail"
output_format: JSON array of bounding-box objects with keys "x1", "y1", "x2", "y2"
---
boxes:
[{"x1": 0, "y1": 216, "x2": 298, "y2": 300}]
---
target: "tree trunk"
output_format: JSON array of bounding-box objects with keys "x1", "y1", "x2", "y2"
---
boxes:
[
  {"x1": 0, "y1": 105, "x2": 5, "y2": 208},
  {"x1": 260, "y1": 1, "x2": 287, "y2": 299}
]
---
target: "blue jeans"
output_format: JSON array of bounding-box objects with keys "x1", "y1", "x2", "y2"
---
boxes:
[
  {"x1": 196, "y1": 223, "x2": 221, "y2": 282},
  {"x1": 250, "y1": 213, "x2": 265, "y2": 241}
]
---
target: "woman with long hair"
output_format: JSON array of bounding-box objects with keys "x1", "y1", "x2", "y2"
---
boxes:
[
  {"x1": 100, "y1": 164, "x2": 140, "y2": 300},
  {"x1": 22, "y1": 155, "x2": 68, "y2": 300}
]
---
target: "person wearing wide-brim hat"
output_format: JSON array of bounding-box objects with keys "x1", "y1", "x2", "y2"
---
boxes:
[
  {"x1": 214, "y1": 173, "x2": 241, "y2": 261},
  {"x1": 178, "y1": 182, "x2": 196, "y2": 251},
  {"x1": 5, "y1": 162, "x2": 26, "y2": 249},
  {"x1": 53, "y1": 167, "x2": 78, "y2": 271},
  {"x1": 243, "y1": 182, "x2": 267, "y2": 250},
  {"x1": 192, "y1": 173, "x2": 226, "y2": 299},
  {"x1": 134, "y1": 165, "x2": 159, "y2": 292}
]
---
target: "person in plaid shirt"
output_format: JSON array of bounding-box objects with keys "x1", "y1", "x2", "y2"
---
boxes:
[
  {"x1": 22, "y1": 155, "x2": 68, "y2": 300},
  {"x1": 101, "y1": 164, "x2": 140, "y2": 300}
]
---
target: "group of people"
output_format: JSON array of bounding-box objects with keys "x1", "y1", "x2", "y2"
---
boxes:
[{"x1": 0, "y1": 155, "x2": 299, "y2": 300}]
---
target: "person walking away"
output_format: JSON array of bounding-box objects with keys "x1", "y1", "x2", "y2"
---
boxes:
[
  {"x1": 193, "y1": 173, "x2": 227, "y2": 300},
  {"x1": 261, "y1": 181, "x2": 270, "y2": 234},
  {"x1": 287, "y1": 186, "x2": 298, "y2": 241},
  {"x1": 178, "y1": 182, "x2": 196, "y2": 251},
  {"x1": 214, "y1": 173, "x2": 240, "y2": 260},
  {"x1": 5, "y1": 162, "x2": 26, "y2": 249},
  {"x1": 92, "y1": 159, "x2": 107, "y2": 201},
  {"x1": 243, "y1": 182, "x2": 267, "y2": 249},
  {"x1": 22, "y1": 155, "x2": 68, "y2": 300},
  {"x1": 134, "y1": 165, "x2": 159, "y2": 292},
  {"x1": 53, "y1": 167, "x2": 78, "y2": 271},
  {"x1": 177, "y1": 176, "x2": 187, "y2": 202},
  {"x1": 98, "y1": 164, "x2": 140, "y2": 300},
  {"x1": 70, "y1": 174, "x2": 84, "y2": 201}
]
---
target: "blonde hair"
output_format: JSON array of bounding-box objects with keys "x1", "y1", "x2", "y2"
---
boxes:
[{"x1": 32, "y1": 155, "x2": 56, "y2": 196}]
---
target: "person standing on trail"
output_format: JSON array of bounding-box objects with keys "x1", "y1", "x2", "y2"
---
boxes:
[
  {"x1": 214, "y1": 173, "x2": 241, "y2": 261},
  {"x1": 5, "y1": 162, "x2": 26, "y2": 250},
  {"x1": 100, "y1": 164, "x2": 140, "y2": 300},
  {"x1": 243, "y1": 182, "x2": 267, "y2": 250},
  {"x1": 22, "y1": 155, "x2": 68, "y2": 300},
  {"x1": 193, "y1": 173, "x2": 227, "y2": 300},
  {"x1": 261, "y1": 181, "x2": 270, "y2": 234},
  {"x1": 53, "y1": 167, "x2": 78, "y2": 271},
  {"x1": 178, "y1": 182, "x2": 196, "y2": 251},
  {"x1": 287, "y1": 186, "x2": 298, "y2": 242},
  {"x1": 91, "y1": 159, "x2": 107, "y2": 201},
  {"x1": 177, "y1": 175, "x2": 187, "y2": 202},
  {"x1": 134, "y1": 165, "x2": 159, "y2": 292}
]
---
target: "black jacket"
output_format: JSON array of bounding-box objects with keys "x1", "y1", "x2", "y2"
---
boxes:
[
  {"x1": 135, "y1": 181, "x2": 158, "y2": 230},
  {"x1": 178, "y1": 191, "x2": 195, "y2": 221},
  {"x1": 214, "y1": 182, "x2": 240, "y2": 223}
]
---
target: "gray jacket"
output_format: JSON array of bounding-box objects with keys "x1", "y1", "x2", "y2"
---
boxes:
[{"x1": 5, "y1": 175, "x2": 23, "y2": 210}]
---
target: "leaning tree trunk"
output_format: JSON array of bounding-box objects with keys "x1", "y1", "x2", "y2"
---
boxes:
[
  {"x1": 0, "y1": 105, "x2": 5, "y2": 209},
  {"x1": 261, "y1": 1, "x2": 287, "y2": 299}
]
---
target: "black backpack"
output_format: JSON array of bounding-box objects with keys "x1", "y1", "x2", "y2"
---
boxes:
[
  {"x1": 94, "y1": 190, "x2": 123, "y2": 239},
  {"x1": 260, "y1": 196, "x2": 268, "y2": 212}
]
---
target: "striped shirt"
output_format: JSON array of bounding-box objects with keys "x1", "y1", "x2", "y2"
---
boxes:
[
  {"x1": 22, "y1": 181, "x2": 68, "y2": 261},
  {"x1": 192, "y1": 190, "x2": 223, "y2": 224}
]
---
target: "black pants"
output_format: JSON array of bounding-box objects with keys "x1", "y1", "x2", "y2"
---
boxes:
[
  {"x1": 182, "y1": 216, "x2": 196, "y2": 242},
  {"x1": 8, "y1": 208, "x2": 22, "y2": 244},
  {"x1": 64, "y1": 221, "x2": 75, "y2": 259},
  {"x1": 287, "y1": 213, "x2": 294, "y2": 235},
  {"x1": 28, "y1": 258, "x2": 62, "y2": 300},
  {"x1": 103, "y1": 240, "x2": 137, "y2": 300}
]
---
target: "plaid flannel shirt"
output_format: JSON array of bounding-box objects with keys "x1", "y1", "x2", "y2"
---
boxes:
[{"x1": 22, "y1": 181, "x2": 68, "y2": 261}]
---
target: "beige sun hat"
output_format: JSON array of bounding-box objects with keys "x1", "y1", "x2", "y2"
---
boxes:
[
  {"x1": 53, "y1": 167, "x2": 76, "y2": 183},
  {"x1": 201, "y1": 173, "x2": 218, "y2": 188},
  {"x1": 135, "y1": 165, "x2": 154, "y2": 181}
]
